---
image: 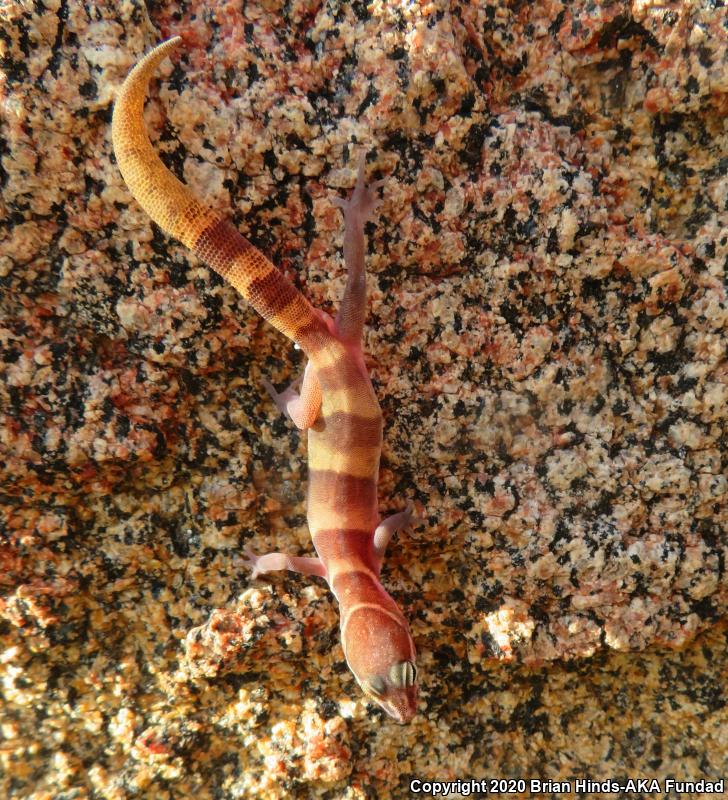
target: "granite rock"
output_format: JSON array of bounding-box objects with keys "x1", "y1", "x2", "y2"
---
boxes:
[{"x1": 0, "y1": 0, "x2": 725, "y2": 796}]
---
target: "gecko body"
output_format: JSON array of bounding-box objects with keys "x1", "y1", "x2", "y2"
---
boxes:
[{"x1": 112, "y1": 37, "x2": 417, "y2": 723}]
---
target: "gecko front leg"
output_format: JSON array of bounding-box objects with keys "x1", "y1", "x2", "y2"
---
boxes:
[
  {"x1": 373, "y1": 501, "x2": 421, "y2": 562},
  {"x1": 243, "y1": 546, "x2": 326, "y2": 580}
]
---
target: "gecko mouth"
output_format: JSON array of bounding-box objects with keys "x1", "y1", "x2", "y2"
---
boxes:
[{"x1": 375, "y1": 691, "x2": 418, "y2": 724}]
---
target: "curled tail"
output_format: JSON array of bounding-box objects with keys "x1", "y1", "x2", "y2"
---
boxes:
[{"x1": 111, "y1": 37, "x2": 330, "y2": 356}]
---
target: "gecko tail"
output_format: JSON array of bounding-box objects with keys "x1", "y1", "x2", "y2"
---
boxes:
[{"x1": 111, "y1": 37, "x2": 331, "y2": 355}]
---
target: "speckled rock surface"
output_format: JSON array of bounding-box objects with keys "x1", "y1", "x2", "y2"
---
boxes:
[{"x1": 1, "y1": 0, "x2": 726, "y2": 796}]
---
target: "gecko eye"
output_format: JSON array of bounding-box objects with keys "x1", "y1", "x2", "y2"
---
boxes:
[
  {"x1": 363, "y1": 676, "x2": 386, "y2": 697},
  {"x1": 389, "y1": 661, "x2": 417, "y2": 688}
]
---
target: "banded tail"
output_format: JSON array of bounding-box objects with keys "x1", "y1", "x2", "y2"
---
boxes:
[{"x1": 111, "y1": 37, "x2": 330, "y2": 357}]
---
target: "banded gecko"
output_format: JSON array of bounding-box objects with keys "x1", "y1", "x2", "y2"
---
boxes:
[{"x1": 111, "y1": 38, "x2": 418, "y2": 723}]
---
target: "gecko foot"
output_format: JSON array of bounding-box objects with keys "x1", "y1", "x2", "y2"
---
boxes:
[
  {"x1": 242, "y1": 546, "x2": 263, "y2": 580},
  {"x1": 332, "y1": 152, "x2": 385, "y2": 224},
  {"x1": 262, "y1": 374, "x2": 303, "y2": 418},
  {"x1": 402, "y1": 500, "x2": 426, "y2": 529}
]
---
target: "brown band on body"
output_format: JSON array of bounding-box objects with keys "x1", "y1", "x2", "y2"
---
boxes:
[
  {"x1": 308, "y1": 469, "x2": 378, "y2": 510},
  {"x1": 312, "y1": 528, "x2": 375, "y2": 562},
  {"x1": 312, "y1": 411, "x2": 382, "y2": 448}
]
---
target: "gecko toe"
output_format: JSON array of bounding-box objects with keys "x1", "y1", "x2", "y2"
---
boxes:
[{"x1": 243, "y1": 546, "x2": 261, "y2": 579}]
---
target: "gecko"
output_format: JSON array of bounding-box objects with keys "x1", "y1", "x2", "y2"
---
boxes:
[{"x1": 111, "y1": 37, "x2": 418, "y2": 723}]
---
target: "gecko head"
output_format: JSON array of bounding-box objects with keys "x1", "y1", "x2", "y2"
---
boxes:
[
  {"x1": 342, "y1": 605, "x2": 418, "y2": 724},
  {"x1": 357, "y1": 659, "x2": 418, "y2": 724}
]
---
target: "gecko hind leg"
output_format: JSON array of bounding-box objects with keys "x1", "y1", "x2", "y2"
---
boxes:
[
  {"x1": 262, "y1": 361, "x2": 322, "y2": 430},
  {"x1": 332, "y1": 153, "x2": 385, "y2": 346}
]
